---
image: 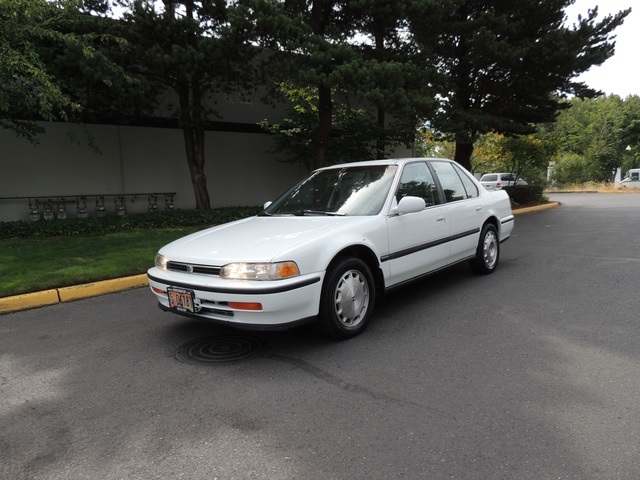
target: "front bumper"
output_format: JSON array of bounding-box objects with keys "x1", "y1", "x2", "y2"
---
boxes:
[{"x1": 147, "y1": 267, "x2": 324, "y2": 328}]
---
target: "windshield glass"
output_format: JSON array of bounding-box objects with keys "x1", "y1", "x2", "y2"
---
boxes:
[{"x1": 265, "y1": 165, "x2": 398, "y2": 216}]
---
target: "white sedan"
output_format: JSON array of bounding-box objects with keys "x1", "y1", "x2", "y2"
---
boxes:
[{"x1": 148, "y1": 158, "x2": 514, "y2": 338}]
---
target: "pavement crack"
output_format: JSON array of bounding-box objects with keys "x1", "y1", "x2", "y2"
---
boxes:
[{"x1": 263, "y1": 353, "x2": 447, "y2": 418}]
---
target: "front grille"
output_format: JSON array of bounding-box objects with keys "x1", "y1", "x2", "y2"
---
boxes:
[{"x1": 166, "y1": 261, "x2": 221, "y2": 276}]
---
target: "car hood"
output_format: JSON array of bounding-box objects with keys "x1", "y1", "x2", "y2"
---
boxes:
[{"x1": 159, "y1": 215, "x2": 374, "y2": 265}]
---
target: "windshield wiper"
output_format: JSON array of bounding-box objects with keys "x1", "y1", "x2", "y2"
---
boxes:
[{"x1": 293, "y1": 210, "x2": 346, "y2": 216}]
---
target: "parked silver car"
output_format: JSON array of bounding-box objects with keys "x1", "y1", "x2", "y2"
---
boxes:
[{"x1": 480, "y1": 173, "x2": 528, "y2": 190}]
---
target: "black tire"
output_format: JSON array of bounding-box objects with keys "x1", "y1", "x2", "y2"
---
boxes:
[
  {"x1": 469, "y1": 223, "x2": 500, "y2": 274},
  {"x1": 317, "y1": 257, "x2": 376, "y2": 339}
]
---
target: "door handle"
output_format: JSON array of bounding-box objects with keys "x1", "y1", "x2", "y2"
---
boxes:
[
  {"x1": 437, "y1": 216, "x2": 446, "y2": 223},
  {"x1": 476, "y1": 205, "x2": 483, "y2": 212}
]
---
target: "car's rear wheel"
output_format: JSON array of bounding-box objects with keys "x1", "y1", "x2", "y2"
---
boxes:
[
  {"x1": 469, "y1": 223, "x2": 500, "y2": 274},
  {"x1": 317, "y1": 257, "x2": 376, "y2": 339}
]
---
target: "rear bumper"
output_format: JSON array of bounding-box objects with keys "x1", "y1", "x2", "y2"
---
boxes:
[{"x1": 500, "y1": 215, "x2": 515, "y2": 242}]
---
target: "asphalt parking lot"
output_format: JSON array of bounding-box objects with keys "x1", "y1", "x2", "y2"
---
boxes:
[{"x1": 1, "y1": 193, "x2": 639, "y2": 479}]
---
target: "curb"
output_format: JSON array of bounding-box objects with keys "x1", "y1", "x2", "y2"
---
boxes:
[
  {"x1": 513, "y1": 202, "x2": 560, "y2": 215},
  {"x1": 1, "y1": 203, "x2": 560, "y2": 316},
  {"x1": 0, "y1": 274, "x2": 148, "y2": 315}
]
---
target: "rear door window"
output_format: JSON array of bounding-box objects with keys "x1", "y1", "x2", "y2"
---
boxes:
[
  {"x1": 454, "y1": 164, "x2": 479, "y2": 198},
  {"x1": 431, "y1": 161, "x2": 468, "y2": 202}
]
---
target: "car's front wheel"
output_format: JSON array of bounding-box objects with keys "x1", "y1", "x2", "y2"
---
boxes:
[
  {"x1": 469, "y1": 223, "x2": 500, "y2": 274},
  {"x1": 317, "y1": 257, "x2": 376, "y2": 339}
]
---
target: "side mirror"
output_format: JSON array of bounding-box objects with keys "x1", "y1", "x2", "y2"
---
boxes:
[
  {"x1": 263, "y1": 201, "x2": 273, "y2": 210},
  {"x1": 393, "y1": 196, "x2": 426, "y2": 215}
]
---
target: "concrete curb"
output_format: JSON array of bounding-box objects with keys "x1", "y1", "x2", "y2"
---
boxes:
[
  {"x1": 0, "y1": 274, "x2": 148, "y2": 315},
  {"x1": 513, "y1": 202, "x2": 560, "y2": 215},
  {"x1": 1, "y1": 203, "x2": 560, "y2": 315}
]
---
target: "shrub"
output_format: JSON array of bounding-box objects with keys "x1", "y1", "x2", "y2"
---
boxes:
[
  {"x1": 0, "y1": 207, "x2": 262, "y2": 239},
  {"x1": 550, "y1": 153, "x2": 602, "y2": 184},
  {"x1": 503, "y1": 185, "x2": 544, "y2": 206}
]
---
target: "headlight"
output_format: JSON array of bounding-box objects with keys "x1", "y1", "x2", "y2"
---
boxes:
[
  {"x1": 220, "y1": 261, "x2": 300, "y2": 280},
  {"x1": 155, "y1": 253, "x2": 168, "y2": 270}
]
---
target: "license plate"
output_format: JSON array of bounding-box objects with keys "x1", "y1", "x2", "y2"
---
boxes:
[{"x1": 167, "y1": 287, "x2": 195, "y2": 313}]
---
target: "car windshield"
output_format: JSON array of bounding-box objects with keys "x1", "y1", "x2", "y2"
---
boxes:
[{"x1": 264, "y1": 164, "x2": 398, "y2": 216}]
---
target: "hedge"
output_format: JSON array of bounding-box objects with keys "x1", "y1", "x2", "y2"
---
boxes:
[
  {"x1": 0, "y1": 188, "x2": 546, "y2": 239},
  {"x1": 0, "y1": 206, "x2": 262, "y2": 239},
  {"x1": 502, "y1": 185, "x2": 545, "y2": 206}
]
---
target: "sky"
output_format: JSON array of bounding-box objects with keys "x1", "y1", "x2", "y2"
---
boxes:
[{"x1": 564, "y1": 0, "x2": 639, "y2": 97}]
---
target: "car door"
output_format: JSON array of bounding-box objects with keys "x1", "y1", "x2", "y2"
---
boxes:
[
  {"x1": 385, "y1": 161, "x2": 450, "y2": 287},
  {"x1": 429, "y1": 161, "x2": 483, "y2": 264}
]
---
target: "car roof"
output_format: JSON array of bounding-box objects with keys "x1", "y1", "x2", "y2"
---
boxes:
[{"x1": 317, "y1": 158, "x2": 455, "y2": 171}]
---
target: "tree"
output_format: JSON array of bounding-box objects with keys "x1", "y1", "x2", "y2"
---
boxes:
[
  {"x1": 48, "y1": 1, "x2": 148, "y2": 126},
  {"x1": 345, "y1": 0, "x2": 437, "y2": 159},
  {"x1": 619, "y1": 96, "x2": 640, "y2": 172},
  {"x1": 117, "y1": 0, "x2": 258, "y2": 210},
  {"x1": 551, "y1": 152, "x2": 601, "y2": 185},
  {"x1": 0, "y1": 0, "x2": 128, "y2": 141},
  {"x1": 494, "y1": 135, "x2": 555, "y2": 184},
  {"x1": 259, "y1": 0, "x2": 434, "y2": 169},
  {"x1": 414, "y1": 128, "x2": 455, "y2": 159},
  {"x1": 408, "y1": 0, "x2": 630, "y2": 171},
  {"x1": 260, "y1": 82, "x2": 385, "y2": 169},
  {"x1": 259, "y1": 0, "x2": 358, "y2": 170},
  {"x1": 546, "y1": 95, "x2": 640, "y2": 182}
]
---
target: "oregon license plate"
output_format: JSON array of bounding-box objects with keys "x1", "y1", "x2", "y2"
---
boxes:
[{"x1": 167, "y1": 287, "x2": 195, "y2": 313}]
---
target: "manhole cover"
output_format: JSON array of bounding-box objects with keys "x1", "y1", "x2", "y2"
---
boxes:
[{"x1": 176, "y1": 334, "x2": 268, "y2": 364}]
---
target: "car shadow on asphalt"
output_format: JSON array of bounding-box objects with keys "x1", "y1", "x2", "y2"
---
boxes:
[{"x1": 157, "y1": 262, "x2": 480, "y2": 367}]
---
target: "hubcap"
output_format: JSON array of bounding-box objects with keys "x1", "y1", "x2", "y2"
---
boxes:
[
  {"x1": 333, "y1": 270, "x2": 370, "y2": 328},
  {"x1": 483, "y1": 230, "x2": 498, "y2": 268}
]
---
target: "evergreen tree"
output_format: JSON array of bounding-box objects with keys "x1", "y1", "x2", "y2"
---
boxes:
[
  {"x1": 408, "y1": 0, "x2": 630, "y2": 171},
  {"x1": 117, "y1": 0, "x2": 258, "y2": 210},
  {"x1": 260, "y1": 0, "x2": 437, "y2": 168},
  {"x1": 346, "y1": 0, "x2": 437, "y2": 159},
  {"x1": 259, "y1": 0, "x2": 358, "y2": 170}
]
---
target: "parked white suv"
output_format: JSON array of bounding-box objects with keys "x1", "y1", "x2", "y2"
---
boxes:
[{"x1": 480, "y1": 173, "x2": 527, "y2": 190}]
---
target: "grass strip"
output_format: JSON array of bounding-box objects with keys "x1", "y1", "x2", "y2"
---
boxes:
[{"x1": 0, "y1": 227, "x2": 201, "y2": 297}]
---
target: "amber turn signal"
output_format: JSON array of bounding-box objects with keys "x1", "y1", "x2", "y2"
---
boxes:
[{"x1": 228, "y1": 302, "x2": 263, "y2": 311}]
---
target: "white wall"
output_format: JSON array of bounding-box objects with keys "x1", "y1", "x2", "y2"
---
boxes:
[{"x1": 0, "y1": 122, "x2": 305, "y2": 222}]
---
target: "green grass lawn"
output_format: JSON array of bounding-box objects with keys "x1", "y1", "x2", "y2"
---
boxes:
[{"x1": 0, "y1": 227, "x2": 202, "y2": 297}]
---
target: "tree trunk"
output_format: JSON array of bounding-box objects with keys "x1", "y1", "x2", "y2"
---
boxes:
[
  {"x1": 454, "y1": 139, "x2": 474, "y2": 172},
  {"x1": 182, "y1": 123, "x2": 211, "y2": 210},
  {"x1": 376, "y1": 108, "x2": 386, "y2": 159},
  {"x1": 375, "y1": 27, "x2": 386, "y2": 160},
  {"x1": 178, "y1": 78, "x2": 211, "y2": 210},
  {"x1": 313, "y1": 84, "x2": 332, "y2": 170},
  {"x1": 310, "y1": 0, "x2": 333, "y2": 170}
]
